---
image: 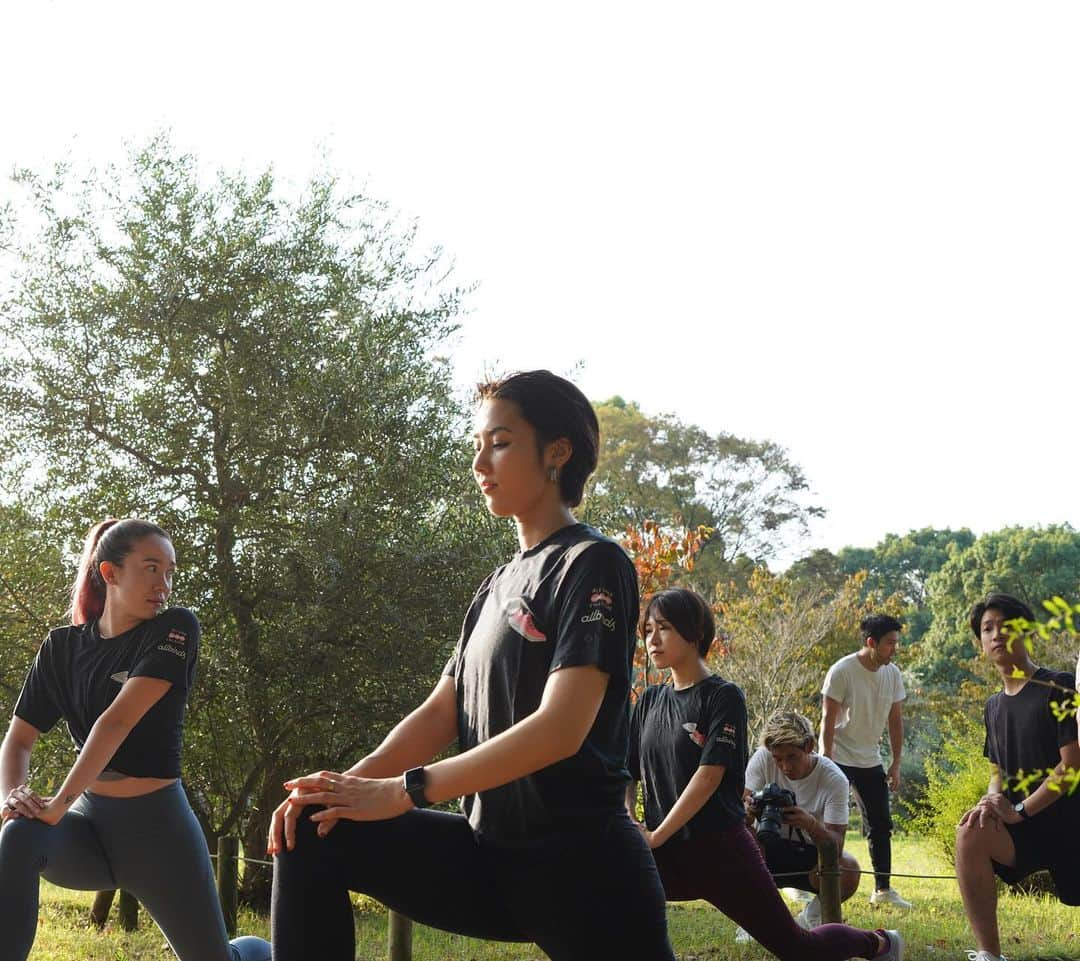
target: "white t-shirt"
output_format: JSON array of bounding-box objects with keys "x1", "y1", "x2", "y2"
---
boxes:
[
  {"x1": 745, "y1": 747, "x2": 850, "y2": 842},
  {"x1": 820, "y1": 652, "x2": 905, "y2": 768}
]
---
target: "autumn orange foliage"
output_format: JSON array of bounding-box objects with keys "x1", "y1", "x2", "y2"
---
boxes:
[{"x1": 619, "y1": 520, "x2": 721, "y2": 696}]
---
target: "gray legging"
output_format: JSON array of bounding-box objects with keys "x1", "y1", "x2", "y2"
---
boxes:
[{"x1": 0, "y1": 781, "x2": 269, "y2": 961}]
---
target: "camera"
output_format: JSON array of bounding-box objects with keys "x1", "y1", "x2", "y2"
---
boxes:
[{"x1": 750, "y1": 782, "x2": 797, "y2": 842}]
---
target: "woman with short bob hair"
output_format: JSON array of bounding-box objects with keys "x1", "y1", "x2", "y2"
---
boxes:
[
  {"x1": 270, "y1": 370, "x2": 675, "y2": 960},
  {"x1": 627, "y1": 588, "x2": 902, "y2": 961},
  {"x1": 0, "y1": 518, "x2": 269, "y2": 961}
]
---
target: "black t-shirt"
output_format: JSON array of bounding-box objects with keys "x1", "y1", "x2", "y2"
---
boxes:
[
  {"x1": 442, "y1": 523, "x2": 638, "y2": 841},
  {"x1": 628, "y1": 674, "x2": 748, "y2": 840},
  {"x1": 14, "y1": 607, "x2": 199, "y2": 779},
  {"x1": 984, "y1": 667, "x2": 1078, "y2": 811}
]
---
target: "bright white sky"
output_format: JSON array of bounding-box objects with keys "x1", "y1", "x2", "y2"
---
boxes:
[{"x1": 3, "y1": 1, "x2": 1078, "y2": 564}]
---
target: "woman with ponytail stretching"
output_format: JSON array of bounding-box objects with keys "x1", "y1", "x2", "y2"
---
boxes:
[{"x1": 0, "y1": 518, "x2": 269, "y2": 961}]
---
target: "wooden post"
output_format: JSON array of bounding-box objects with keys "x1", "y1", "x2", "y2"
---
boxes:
[
  {"x1": 217, "y1": 835, "x2": 239, "y2": 938},
  {"x1": 816, "y1": 837, "x2": 842, "y2": 924},
  {"x1": 118, "y1": 889, "x2": 139, "y2": 930},
  {"x1": 388, "y1": 909, "x2": 413, "y2": 961},
  {"x1": 90, "y1": 889, "x2": 116, "y2": 928}
]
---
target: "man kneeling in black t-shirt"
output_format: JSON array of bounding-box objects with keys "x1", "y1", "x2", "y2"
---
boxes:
[{"x1": 956, "y1": 593, "x2": 1080, "y2": 961}]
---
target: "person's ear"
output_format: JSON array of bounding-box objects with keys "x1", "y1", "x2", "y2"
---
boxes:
[
  {"x1": 99, "y1": 561, "x2": 118, "y2": 586},
  {"x1": 547, "y1": 437, "x2": 572, "y2": 471}
]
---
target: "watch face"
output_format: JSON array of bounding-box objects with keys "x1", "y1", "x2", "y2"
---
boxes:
[{"x1": 404, "y1": 767, "x2": 429, "y2": 807}]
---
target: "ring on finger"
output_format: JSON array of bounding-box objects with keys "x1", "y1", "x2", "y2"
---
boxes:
[{"x1": 327, "y1": 781, "x2": 336, "y2": 793}]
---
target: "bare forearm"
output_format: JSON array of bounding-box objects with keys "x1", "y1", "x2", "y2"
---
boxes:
[
  {"x1": 625, "y1": 781, "x2": 638, "y2": 819},
  {"x1": 416, "y1": 667, "x2": 606, "y2": 805},
  {"x1": 345, "y1": 692, "x2": 457, "y2": 779},
  {"x1": 1024, "y1": 748, "x2": 1080, "y2": 816},
  {"x1": 888, "y1": 716, "x2": 903, "y2": 766},
  {"x1": 807, "y1": 818, "x2": 844, "y2": 847},
  {"x1": 52, "y1": 717, "x2": 132, "y2": 809},
  {"x1": 1, "y1": 734, "x2": 32, "y2": 798},
  {"x1": 651, "y1": 766, "x2": 724, "y2": 848},
  {"x1": 821, "y1": 698, "x2": 839, "y2": 758},
  {"x1": 424, "y1": 708, "x2": 586, "y2": 805}
]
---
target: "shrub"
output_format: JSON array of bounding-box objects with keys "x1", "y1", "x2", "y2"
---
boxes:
[{"x1": 913, "y1": 713, "x2": 988, "y2": 867}]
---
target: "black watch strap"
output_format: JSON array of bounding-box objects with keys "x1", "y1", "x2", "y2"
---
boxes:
[{"x1": 403, "y1": 767, "x2": 430, "y2": 809}]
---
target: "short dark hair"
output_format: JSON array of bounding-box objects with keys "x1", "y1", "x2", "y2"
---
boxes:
[
  {"x1": 860, "y1": 614, "x2": 903, "y2": 643},
  {"x1": 643, "y1": 588, "x2": 717, "y2": 657},
  {"x1": 476, "y1": 370, "x2": 599, "y2": 508},
  {"x1": 969, "y1": 592, "x2": 1035, "y2": 639}
]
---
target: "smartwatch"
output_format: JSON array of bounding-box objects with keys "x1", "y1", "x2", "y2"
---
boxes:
[
  {"x1": 1012, "y1": 800, "x2": 1029, "y2": 820},
  {"x1": 403, "y1": 767, "x2": 431, "y2": 809}
]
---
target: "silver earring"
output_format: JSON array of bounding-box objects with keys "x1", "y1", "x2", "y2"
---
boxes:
[{"x1": 548, "y1": 466, "x2": 559, "y2": 483}]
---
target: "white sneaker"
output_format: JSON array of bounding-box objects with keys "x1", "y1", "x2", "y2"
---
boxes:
[
  {"x1": 876, "y1": 929, "x2": 904, "y2": 960},
  {"x1": 869, "y1": 887, "x2": 912, "y2": 909},
  {"x1": 734, "y1": 926, "x2": 754, "y2": 944},
  {"x1": 794, "y1": 896, "x2": 821, "y2": 929},
  {"x1": 965, "y1": 952, "x2": 1008, "y2": 961}
]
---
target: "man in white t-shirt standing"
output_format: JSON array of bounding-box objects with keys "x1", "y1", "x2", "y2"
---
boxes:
[{"x1": 821, "y1": 614, "x2": 910, "y2": 909}]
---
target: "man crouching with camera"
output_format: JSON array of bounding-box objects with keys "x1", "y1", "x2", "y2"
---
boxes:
[{"x1": 743, "y1": 711, "x2": 862, "y2": 934}]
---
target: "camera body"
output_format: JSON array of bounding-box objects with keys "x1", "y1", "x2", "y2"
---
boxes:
[{"x1": 749, "y1": 781, "x2": 797, "y2": 842}]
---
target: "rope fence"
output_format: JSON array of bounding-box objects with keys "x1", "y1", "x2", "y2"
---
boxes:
[{"x1": 104, "y1": 837, "x2": 961, "y2": 961}]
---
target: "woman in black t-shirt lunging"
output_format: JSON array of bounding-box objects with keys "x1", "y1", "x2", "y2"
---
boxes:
[
  {"x1": 627, "y1": 588, "x2": 903, "y2": 961},
  {"x1": 269, "y1": 370, "x2": 675, "y2": 961},
  {"x1": 0, "y1": 518, "x2": 269, "y2": 961}
]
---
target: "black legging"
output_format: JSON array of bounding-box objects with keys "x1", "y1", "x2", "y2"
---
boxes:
[
  {"x1": 271, "y1": 807, "x2": 675, "y2": 961},
  {"x1": 837, "y1": 763, "x2": 893, "y2": 890}
]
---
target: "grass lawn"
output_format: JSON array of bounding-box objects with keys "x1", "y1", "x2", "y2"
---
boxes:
[{"x1": 28, "y1": 832, "x2": 1078, "y2": 960}]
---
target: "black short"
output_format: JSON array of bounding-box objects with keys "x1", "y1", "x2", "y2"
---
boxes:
[
  {"x1": 761, "y1": 837, "x2": 819, "y2": 892},
  {"x1": 993, "y1": 800, "x2": 1080, "y2": 906}
]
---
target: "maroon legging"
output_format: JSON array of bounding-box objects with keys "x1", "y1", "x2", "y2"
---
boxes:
[{"x1": 651, "y1": 821, "x2": 883, "y2": 961}]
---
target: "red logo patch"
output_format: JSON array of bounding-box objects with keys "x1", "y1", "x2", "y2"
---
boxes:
[
  {"x1": 507, "y1": 601, "x2": 547, "y2": 642},
  {"x1": 589, "y1": 588, "x2": 614, "y2": 609}
]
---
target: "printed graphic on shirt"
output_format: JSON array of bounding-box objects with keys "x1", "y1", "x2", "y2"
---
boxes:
[
  {"x1": 589, "y1": 588, "x2": 614, "y2": 609},
  {"x1": 719, "y1": 722, "x2": 738, "y2": 747},
  {"x1": 157, "y1": 626, "x2": 189, "y2": 660},
  {"x1": 506, "y1": 598, "x2": 547, "y2": 643},
  {"x1": 110, "y1": 671, "x2": 130, "y2": 685},
  {"x1": 682, "y1": 721, "x2": 705, "y2": 747},
  {"x1": 580, "y1": 586, "x2": 617, "y2": 631}
]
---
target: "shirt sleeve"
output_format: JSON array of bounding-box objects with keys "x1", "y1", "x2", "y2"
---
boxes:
[
  {"x1": 982, "y1": 699, "x2": 995, "y2": 763},
  {"x1": 821, "y1": 661, "x2": 846, "y2": 702},
  {"x1": 13, "y1": 634, "x2": 62, "y2": 734},
  {"x1": 892, "y1": 666, "x2": 906, "y2": 703},
  {"x1": 821, "y1": 764, "x2": 850, "y2": 825},
  {"x1": 128, "y1": 608, "x2": 200, "y2": 691},
  {"x1": 699, "y1": 684, "x2": 747, "y2": 769},
  {"x1": 548, "y1": 540, "x2": 638, "y2": 683},
  {"x1": 744, "y1": 747, "x2": 768, "y2": 793}
]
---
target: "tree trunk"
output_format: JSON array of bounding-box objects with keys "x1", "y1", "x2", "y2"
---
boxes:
[
  {"x1": 239, "y1": 769, "x2": 281, "y2": 910},
  {"x1": 118, "y1": 890, "x2": 139, "y2": 930},
  {"x1": 90, "y1": 889, "x2": 116, "y2": 928}
]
